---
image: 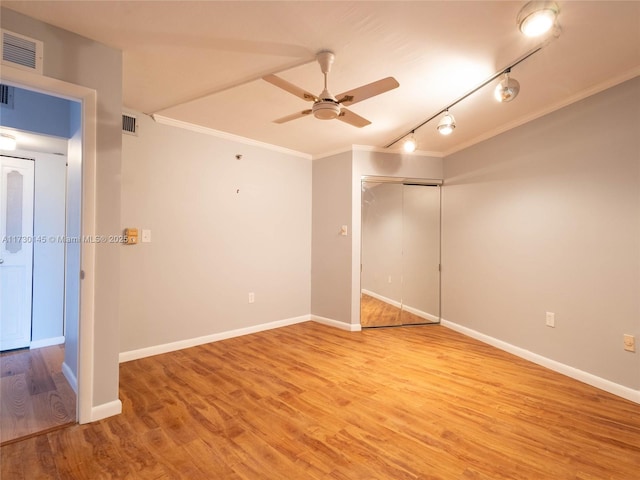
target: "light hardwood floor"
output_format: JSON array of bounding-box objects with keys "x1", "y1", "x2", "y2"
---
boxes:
[
  {"x1": 2, "y1": 322, "x2": 639, "y2": 479},
  {"x1": 0, "y1": 345, "x2": 76, "y2": 445}
]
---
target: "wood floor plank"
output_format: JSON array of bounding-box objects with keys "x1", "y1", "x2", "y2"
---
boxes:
[
  {"x1": 0, "y1": 373, "x2": 37, "y2": 442},
  {"x1": 1, "y1": 345, "x2": 76, "y2": 445},
  {"x1": 2, "y1": 322, "x2": 639, "y2": 478}
]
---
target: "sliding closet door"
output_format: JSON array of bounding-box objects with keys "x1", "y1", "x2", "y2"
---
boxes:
[
  {"x1": 400, "y1": 184, "x2": 440, "y2": 325},
  {"x1": 361, "y1": 182, "x2": 403, "y2": 327},
  {"x1": 360, "y1": 179, "x2": 440, "y2": 328}
]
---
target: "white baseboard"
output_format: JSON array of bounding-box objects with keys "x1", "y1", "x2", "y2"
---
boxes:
[
  {"x1": 119, "y1": 315, "x2": 310, "y2": 363},
  {"x1": 402, "y1": 304, "x2": 440, "y2": 323},
  {"x1": 61, "y1": 361, "x2": 78, "y2": 394},
  {"x1": 30, "y1": 336, "x2": 65, "y2": 349},
  {"x1": 90, "y1": 399, "x2": 122, "y2": 423},
  {"x1": 441, "y1": 318, "x2": 640, "y2": 404},
  {"x1": 311, "y1": 314, "x2": 362, "y2": 332}
]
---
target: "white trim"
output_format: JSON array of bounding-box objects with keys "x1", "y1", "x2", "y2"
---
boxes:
[
  {"x1": 151, "y1": 114, "x2": 311, "y2": 160},
  {"x1": 402, "y1": 304, "x2": 440, "y2": 323},
  {"x1": 0, "y1": 64, "x2": 99, "y2": 425},
  {"x1": 443, "y1": 68, "x2": 640, "y2": 157},
  {"x1": 311, "y1": 315, "x2": 362, "y2": 332},
  {"x1": 30, "y1": 336, "x2": 65, "y2": 349},
  {"x1": 441, "y1": 318, "x2": 640, "y2": 404},
  {"x1": 61, "y1": 361, "x2": 78, "y2": 394},
  {"x1": 119, "y1": 315, "x2": 310, "y2": 363},
  {"x1": 90, "y1": 399, "x2": 122, "y2": 422}
]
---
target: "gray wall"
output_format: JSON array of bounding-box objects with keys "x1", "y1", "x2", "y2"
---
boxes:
[
  {"x1": 442, "y1": 76, "x2": 640, "y2": 390},
  {"x1": 311, "y1": 152, "x2": 353, "y2": 325},
  {"x1": 1, "y1": 8, "x2": 123, "y2": 407},
  {"x1": 119, "y1": 114, "x2": 312, "y2": 352}
]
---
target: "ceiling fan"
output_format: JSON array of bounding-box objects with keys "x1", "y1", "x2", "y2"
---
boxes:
[{"x1": 263, "y1": 50, "x2": 399, "y2": 128}]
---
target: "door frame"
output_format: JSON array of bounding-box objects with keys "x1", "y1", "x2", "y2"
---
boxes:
[{"x1": 0, "y1": 65, "x2": 97, "y2": 424}]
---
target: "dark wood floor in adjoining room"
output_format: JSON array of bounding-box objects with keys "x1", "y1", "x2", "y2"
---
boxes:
[{"x1": 2, "y1": 322, "x2": 639, "y2": 479}]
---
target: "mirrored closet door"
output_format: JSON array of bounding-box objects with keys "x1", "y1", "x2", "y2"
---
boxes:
[{"x1": 360, "y1": 179, "x2": 441, "y2": 328}]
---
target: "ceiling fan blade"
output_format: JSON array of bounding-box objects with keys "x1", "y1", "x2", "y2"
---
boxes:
[
  {"x1": 273, "y1": 109, "x2": 313, "y2": 124},
  {"x1": 336, "y1": 77, "x2": 399, "y2": 106},
  {"x1": 263, "y1": 74, "x2": 318, "y2": 102},
  {"x1": 337, "y1": 108, "x2": 371, "y2": 128}
]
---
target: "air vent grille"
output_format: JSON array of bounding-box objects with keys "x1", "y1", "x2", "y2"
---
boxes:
[
  {"x1": 1, "y1": 30, "x2": 43, "y2": 74},
  {"x1": 0, "y1": 84, "x2": 14, "y2": 108},
  {"x1": 122, "y1": 114, "x2": 138, "y2": 135}
]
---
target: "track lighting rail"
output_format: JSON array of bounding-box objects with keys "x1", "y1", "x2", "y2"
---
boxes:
[{"x1": 385, "y1": 45, "x2": 544, "y2": 149}]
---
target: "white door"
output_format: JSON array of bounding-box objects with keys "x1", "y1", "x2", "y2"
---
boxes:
[{"x1": 0, "y1": 156, "x2": 34, "y2": 351}]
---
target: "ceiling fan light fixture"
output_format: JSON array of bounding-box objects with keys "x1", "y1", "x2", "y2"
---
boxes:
[
  {"x1": 437, "y1": 111, "x2": 456, "y2": 136},
  {"x1": 517, "y1": 1, "x2": 559, "y2": 37},
  {"x1": 494, "y1": 70, "x2": 520, "y2": 102},
  {"x1": 403, "y1": 133, "x2": 417, "y2": 153},
  {"x1": 0, "y1": 134, "x2": 17, "y2": 151},
  {"x1": 312, "y1": 100, "x2": 341, "y2": 120}
]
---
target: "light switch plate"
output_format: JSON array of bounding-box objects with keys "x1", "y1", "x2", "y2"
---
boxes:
[
  {"x1": 623, "y1": 334, "x2": 636, "y2": 352},
  {"x1": 545, "y1": 312, "x2": 555, "y2": 328},
  {"x1": 141, "y1": 229, "x2": 151, "y2": 243}
]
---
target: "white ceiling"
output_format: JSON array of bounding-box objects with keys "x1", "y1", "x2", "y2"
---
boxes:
[{"x1": 3, "y1": 1, "x2": 639, "y2": 158}]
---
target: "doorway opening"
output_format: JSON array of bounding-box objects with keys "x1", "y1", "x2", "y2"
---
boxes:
[{"x1": 1, "y1": 84, "x2": 84, "y2": 443}]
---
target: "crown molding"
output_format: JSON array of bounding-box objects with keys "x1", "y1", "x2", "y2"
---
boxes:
[{"x1": 151, "y1": 114, "x2": 312, "y2": 160}]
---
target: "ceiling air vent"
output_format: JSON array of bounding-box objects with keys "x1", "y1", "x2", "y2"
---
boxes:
[
  {"x1": 122, "y1": 114, "x2": 138, "y2": 136},
  {"x1": 0, "y1": 84, "x2": 14, "y2": 109},
  {"x1": 1, "y1": 30, "x2": 43, "y2": 74}
]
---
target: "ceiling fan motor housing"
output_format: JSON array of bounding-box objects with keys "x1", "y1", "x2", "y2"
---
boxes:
[{"x1": 312, "y1": 100, "x2": 341, "y2": 120}]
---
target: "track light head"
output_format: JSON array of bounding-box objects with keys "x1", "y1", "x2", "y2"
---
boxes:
[
  {"x1": 494, "y1": 70, "x2": 520, "y2": 102},
  {"x1": 403, "y1": 133, "x2": 417, "y2": 153},
  {"x1": 437, "y1": 111, "x2": 456, "y2": 136},
  {"x1": 517, "y1": 1, "x2": 559, "y2": 37}
]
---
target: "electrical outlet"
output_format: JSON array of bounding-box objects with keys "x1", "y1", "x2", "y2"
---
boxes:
[
  {"x1": 248, "y1": 292, "x2": 255, "y2": 304},
  {"x1": 623, "y1": 334, "x2": 636, "y2": 352},
  {"x1": 545, "y1": 312, "x2": 555, "y2": 328},
  {"x1": 388, "y1": 276, "x2": 392, "y2": 284}
]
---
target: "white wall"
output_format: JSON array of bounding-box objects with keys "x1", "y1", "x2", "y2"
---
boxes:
[
  {"x1": 119, "y1": 115, "x2": 311, "y2": 353},
  {"x1": 442, "y1": 76, "x2": 640, "y2": 392}
]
